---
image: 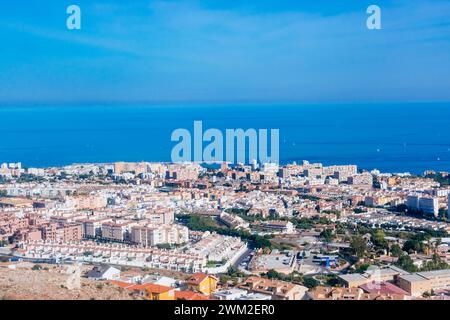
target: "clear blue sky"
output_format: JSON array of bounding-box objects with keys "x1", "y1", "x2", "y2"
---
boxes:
[{"x1": 0, "y1": 0, "x2": 449, "y2": 103}]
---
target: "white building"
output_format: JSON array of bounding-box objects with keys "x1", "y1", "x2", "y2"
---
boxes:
[
  {"x1": 448, "y1": 194, "x2": 450, "y2": 219},
  {"x1": 86, "y1": 265, "x2": 121, "y2": 280},
  {"x1": 259, "y1": 220, "x2": 295, "y2": 234},
  {"x1": 419, "y1": 197, "x2": 439, "y2": 216},
  {"x1": 82, "y1": 218, "x2": 112, "y2": 238},
  {"x1": 407, "y1": 194, "x2": 439, "y2": 216},
  {"x1": 131, "y1": 224, "x2": 188, "y2": 247},
  {"x1": 213, "y1": 288, "x2": 249, "y2": 300},
  {"x1": 101, "y1": 221, "x2": 134, "y2": 242}
]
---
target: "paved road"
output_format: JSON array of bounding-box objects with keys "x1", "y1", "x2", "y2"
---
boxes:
[
  {"x1": 0, "y1": 247, "x2": 12, "y2": 255},
  {"x1": 233, "y1": 248, "x2": 253, "y2": 275}
]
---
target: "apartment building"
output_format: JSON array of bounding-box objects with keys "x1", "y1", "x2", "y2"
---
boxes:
[
  {"x1": 323, "y1": 165, "x2": 358, "y2": 182},
  {"x1": 0, "y1": 197, "x2": 34, "y2": 209},
  {"x1": 81, "y1": 218, "x2": 112, "y2": 238},
  {"x1": 306, "y1": 286, "x2": 407, "y2": 300},
  {"x1": 348, "y1": 173, "x2": 373, "y2": 186},
  {"x1": 0, "y1": 162, "x2": 23, "y2": 177},
  {"x1": 218, "y1": 212, "x2": 249, "y2": 229},
  {"x1": 396, "y1": 269, "x2": 450, "y2": 296},
  {"x1": 365, "y1": 195, "x2": 397, "y2": 206},
  {"x1": 114, "y1": 162, "x2": 149, "y2": 175},
  {"x1": 165, "y1": 163, "x2": 201, "y2": 181},
  {"x1": 131, "y1": 224, "x2": 188, "y2": 247},
  {"x1": 145, "y1": 208, "x2": 174, "y2": 225},
  {"x1": 257, "y1": 220, "x2": 295, "y2": 234},
  {"x1": 338, "y1": 266, "x2": 409, "y2": 288},
  {"x1": 407, "y1": 195, "x2": 439, "y2": 216},
  {"x1": 65, "y1": 194, "x2": 108, "y2": 210},
  {"x1": 40, "y1": 222, "x2": 83, "y2": 242},
  {"x1": 101, "y1": 221, "x2": 135, "y2": 242}
]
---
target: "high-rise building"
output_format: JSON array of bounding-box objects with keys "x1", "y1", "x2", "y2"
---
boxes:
[
  {"x1": 448, "y1": 194, "x2": 450, "y2": 219},
  {"x1": 419, "y1": 197, "x2": 439, "y2": 216},
  {"x1": 407, "y1": 194, "x2": 439, "y2": 216},
  {"x1": 406, "y1": 195, "x2": 420, "y2": 210}
]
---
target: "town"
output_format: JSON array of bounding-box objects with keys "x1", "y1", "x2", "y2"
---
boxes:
[{"x1": 0, "y1": 159, "x2": 449, "y2": 300}]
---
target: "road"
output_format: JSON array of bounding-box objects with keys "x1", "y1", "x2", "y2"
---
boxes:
[
  {"x1": 0, "y1": 247, "x2": 12, "y2": 255},
  {"x1": 232, "y1": 248, "x2": 253, "y2": 275}
]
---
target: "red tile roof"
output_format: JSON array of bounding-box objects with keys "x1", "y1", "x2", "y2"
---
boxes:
[
  {"x1": 359, "y1": 281, "x2": 410, "y2": 295},
  {"x1": 175, "y1": 291, "x2": 210, "y2": 300},
  {"x1": 187, "y1": 273, "x2": 217, "y2": 285},
  {"x1": 109, "y1": 281, "x2": 173, "y2": 294}
]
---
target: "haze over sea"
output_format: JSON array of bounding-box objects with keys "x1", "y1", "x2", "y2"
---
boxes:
[{"x1": 0, "y1": 103, "x2": 449, "y2": 174}]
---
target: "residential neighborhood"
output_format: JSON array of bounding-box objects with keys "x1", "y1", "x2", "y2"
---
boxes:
[{"x1": 0, "y1": 160, "x2": 449, "y2": 300}]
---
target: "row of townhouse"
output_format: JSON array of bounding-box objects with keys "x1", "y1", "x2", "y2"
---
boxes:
[
  {"x1": 188, "y1": 233, "x2": 246, "y2": 262},
  {"x1": 18, "y1": 241, "x2": 206, "y2": 272}
]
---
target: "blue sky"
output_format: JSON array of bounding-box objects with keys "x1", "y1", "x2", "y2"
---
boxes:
[{"x1": 0, "y1": 0, "x2": 449, "y2": 103}]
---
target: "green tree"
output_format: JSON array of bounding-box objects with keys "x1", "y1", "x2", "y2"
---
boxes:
[
  {"x1": 325, "y1": 275, "x2": 340, "y2": 287},
  {"x1": 32, "y1": 264, "x2": 43, "y2": 271},
  {"x1": 373, "y1": 229, "x2": 385, "y2": 243},
  {"x1": 350, "y1": 236, "x2": 368, "y2": 258},
  {"x1": 302, "y1": 277, "x2": 320, "y2": 289},
  {"x1": 390, "y1": 244, "x2": 403, "y2": 257},
  {"x1": 353, "y1": 263, "x2": 370, "y2": 274},
  {"x1": 421, "y1": 254, "x2": 449, "y2": 271},
  {"x1": 402, "y1": 240, "x2": 425, "y2": 254},
  {"x1": 372, "y1": 229, "x2": 388, "y2": 249},
  {"x1": 266, "y1": 269, "x2": 281, "y2": 279},
  {"x1": 395, "y1": 254, "x2": 417, "y2": 272},
  {"x1": 319, "y1": 229, "x2": 335, "y2": 243}
]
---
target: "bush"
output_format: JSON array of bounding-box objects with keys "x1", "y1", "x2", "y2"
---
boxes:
[
  {"x1": 32, "y1": 264, "x2": 43, "y2": 271},
  {"x1": 395, "y1": 254, "x2": 417, "y2": 273},
  {"x1": 302, "y1": 277, "x2": 320, "y2": 289}
]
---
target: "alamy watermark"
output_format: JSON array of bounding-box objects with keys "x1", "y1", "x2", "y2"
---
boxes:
[
  {"x1": 171, "y1": 121, "x2": 279, "y2": 164},
  {"x1": 65, "y1": 4, "x2": 381, "y2": 31},
  {"x1": 365, "y1": 265, "x2": 382, "y2": 291},
  {"x1": 66, "y1": 5, "x2": 81, "y2": 30},
  {"x1": 367, "y1": 5, "x2": 382, "y2": 30}
]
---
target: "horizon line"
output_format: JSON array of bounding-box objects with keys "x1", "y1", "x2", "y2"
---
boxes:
[{"x1": 1, "y1": 99, "x2": 450, "y2": 107}]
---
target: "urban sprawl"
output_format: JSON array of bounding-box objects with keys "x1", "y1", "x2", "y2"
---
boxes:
[{"x1": 0, "y1": 160, "x2": 450, "y2": 300}]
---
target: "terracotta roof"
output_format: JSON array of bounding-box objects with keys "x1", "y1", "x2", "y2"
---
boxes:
[
  {"x1": 187, "y1": 273, "x2": 217, "y2": 285},
  {"x1": 110, "y1": 281, "x2": 173, "y2": 294},
  {"x1": 175, "y1": 291, "x2": 210, "y2": 300},
  {"x1": 359, "y1": 281, "x2": 410, "y2": 295},
  {"x1": 143, "y1": 283, "x2": 174, "y2": 294}
]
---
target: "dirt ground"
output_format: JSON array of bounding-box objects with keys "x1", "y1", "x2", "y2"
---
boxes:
[{"x1": 0, "y1": 262, "x2": 136, "y2": 300}]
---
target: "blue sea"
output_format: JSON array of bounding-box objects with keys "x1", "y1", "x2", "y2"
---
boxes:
[{"x1": 0, "y1": 103, "x2": 449, "y2": 174}]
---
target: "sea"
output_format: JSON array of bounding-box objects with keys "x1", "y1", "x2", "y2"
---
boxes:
[{"x1": 0, "y1": 102, "x2": 449, "y2": 174}]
